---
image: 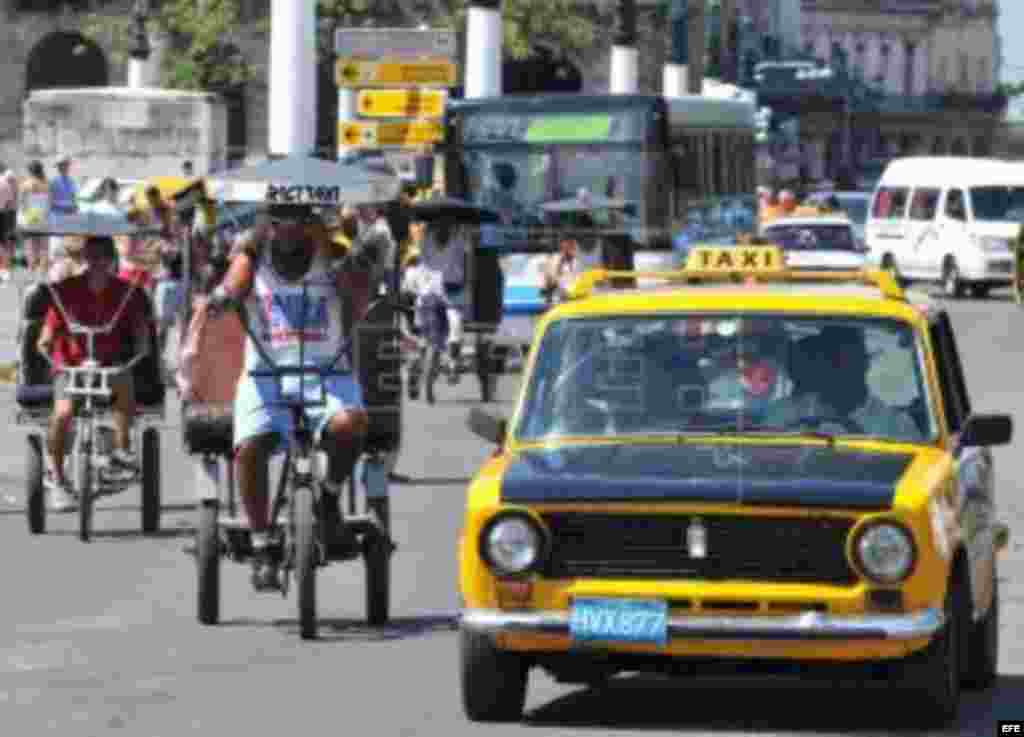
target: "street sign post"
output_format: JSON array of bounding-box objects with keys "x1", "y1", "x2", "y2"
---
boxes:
[
  {"x1": 357, "y1": 89, "x2": 447, "y2": 118},
  {"x1": 336, "y1": 58, "x2": 458, "y2": 88},
  {"x1": 335, "y1": 28, "x2": 457, "y2": 59},
  {"x1": 339, "y1": 120, "x2": 445, "y2": 148}
]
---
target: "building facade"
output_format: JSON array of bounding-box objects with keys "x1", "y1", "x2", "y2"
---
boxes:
[{"x1": 796, "y1": 0, "x2": 1004, "y2": 179}]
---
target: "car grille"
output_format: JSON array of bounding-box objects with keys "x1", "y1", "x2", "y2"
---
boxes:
[{"x1": 540, "y1": 513, "x2": 857, "y2": 585}]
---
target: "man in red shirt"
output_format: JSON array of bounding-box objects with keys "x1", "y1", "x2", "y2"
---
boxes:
[{"x1": 36, "y1": 236, "x2": 150, "y2": 511}]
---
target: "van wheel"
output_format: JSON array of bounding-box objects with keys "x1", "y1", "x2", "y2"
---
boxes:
[
  {"x1": 970, "y1": 284, "x2": 991, "y2": 299},
  {"x1": 881, "y1": 254, "x2": 907, "y2": 288},
  {"x1": 942, "y1": 259, "x2": 965, "y2": 299},
  {"x1": 963, "y1": 573, "x2": 999, "y2": 690}
]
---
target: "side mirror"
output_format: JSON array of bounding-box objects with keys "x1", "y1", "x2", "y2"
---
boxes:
[
  {"x1": 467, "y1": 407, "x2": 507, "y2": 446},
  {"x1": 960, "y1": 414, "x2": 1013, "y2": 448}
]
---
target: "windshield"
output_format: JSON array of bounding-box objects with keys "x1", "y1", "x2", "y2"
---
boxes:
[
  {"x1": 515, "y1": 314, "x2": 934, "y2": 444},
  {"x1": 970, "y1": 186, "x2": 1024, "y2": 222},
  {"x1": 458, "y1": 145, "x2": 648, "y2": 228},
  {"x1": 762, "y1": 224, "x2": 857, "y2": 252}
]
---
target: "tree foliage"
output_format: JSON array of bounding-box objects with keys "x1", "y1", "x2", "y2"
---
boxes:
[{"x1": 82, "y1": 0, "x2": 603, "y2": 93}]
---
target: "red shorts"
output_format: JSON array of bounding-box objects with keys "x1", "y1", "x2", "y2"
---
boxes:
[{"x1": 118, "y1": 264, "x2": 154, "y2": 290}]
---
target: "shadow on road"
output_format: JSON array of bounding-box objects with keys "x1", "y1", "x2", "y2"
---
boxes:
[
  {"x1": 400, "y1": 476, "x2": 473, "y2": 486},
  {"x1": 44, "y1": 526, "x2": 195, "y2": 541},
  {"x1": 523, "y1": 672, "x2": 1024, "y2": 734},
  {"x1": 0, "y1": 502, "x2": 196, "y2": 517},
  {"x1": 276, "y1": 614, "x2": 458, "y2": 642}
]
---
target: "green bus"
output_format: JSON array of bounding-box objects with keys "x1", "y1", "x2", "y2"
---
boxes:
[{"x1": 443, "y1": 93, "x2": 759, "y2": 253}]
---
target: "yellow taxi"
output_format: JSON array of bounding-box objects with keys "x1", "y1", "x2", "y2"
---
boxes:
[{"x1": 458, "y1": 245, "x2": 1012, "y2": 726}]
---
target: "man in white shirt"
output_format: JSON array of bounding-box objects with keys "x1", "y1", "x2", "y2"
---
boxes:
[
  {"x1": 542, "y1": 231, "x2": 603, "y2": 305},
  {"x1": 420, "y1": 217, "x2": 470, "y2": 384}
]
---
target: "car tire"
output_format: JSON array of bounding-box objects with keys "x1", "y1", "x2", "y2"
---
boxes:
[
  {"x1": 903, "y1": 572, "x2": 963, "y2": 726},
  {"x1": 942, "y1": 259, "x2": 965, "y2": 299},
  {"x1": 971, "y1": 284, "x2": 991, "y2": 299},
  {"x1": 881, "y1": 254, "x2": 908, "y2": 288},
  {"x1": 963, "y1": 572, "x2": 999, "y2": 690},
  {"x1": 460, "y1": 627, "x2": 529, "y2": 723}
]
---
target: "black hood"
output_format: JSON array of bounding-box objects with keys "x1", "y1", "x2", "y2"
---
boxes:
[{"x1": 500, "y1": 443, "x2": 914, "y2": 510}]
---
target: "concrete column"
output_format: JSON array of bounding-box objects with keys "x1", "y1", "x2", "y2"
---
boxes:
[
  {"x1": 128, "y1": 59, "x2": 145, "y2": 89},
  {"x1": 663, "y1": 0, "x2": 689, "y2": 97},
  {"x1": 610, "y1": 0, "x2": 639, "y2": 94},
  {"x1": 269, "y1": 0, "x2": 317, "y2": 156},
  {"x1": 466, "y1": 0, "x2": 502, "y2": 99}
]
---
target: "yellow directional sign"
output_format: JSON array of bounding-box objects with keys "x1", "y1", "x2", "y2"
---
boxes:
[
  {"x1": 339, "y1": 120, "x2": 445, "y2": 148},
  {"x1": 357, "y1": 89, "x2": 447, "y2": 118},
  {"x1": 336, "y1": 57, "x2": 457, "y2": 88}
]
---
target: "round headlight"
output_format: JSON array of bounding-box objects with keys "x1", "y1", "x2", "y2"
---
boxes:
[
  {"x1": 855, "y1": 522, "x2": 916, "y2": 584},
  {"x1": 480, "y1": 514, "x2": 545, "y2": 576}
]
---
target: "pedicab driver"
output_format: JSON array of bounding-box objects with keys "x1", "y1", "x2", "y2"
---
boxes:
[
  {"x1": 36, "y1": 236, "x2": 150, "y2": 511},
  {"x1": 204, "y1": 203, "x2": 372, "y2": 589}
]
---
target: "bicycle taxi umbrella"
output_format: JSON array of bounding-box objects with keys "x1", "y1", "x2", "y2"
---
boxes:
[{"x1": 407, "y1": 195, "x2": 502, "y2": 225}]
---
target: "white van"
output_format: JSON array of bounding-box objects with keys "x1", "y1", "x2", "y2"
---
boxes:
[{"x1": 866, "y1": 157, "x2": 1022, "y2": 298}]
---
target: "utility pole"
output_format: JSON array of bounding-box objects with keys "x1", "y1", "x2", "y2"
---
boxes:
[
  {"x1": 610, "y1": 0, "x2": 639, "y2": 94},
  {"x1": 664, "y1": 0, "x2": 705, "y2": 96}
]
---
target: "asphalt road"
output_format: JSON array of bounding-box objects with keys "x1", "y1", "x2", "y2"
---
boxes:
[{"x1": 1, "y1": 277, "x2": 1024, "y2": 737}]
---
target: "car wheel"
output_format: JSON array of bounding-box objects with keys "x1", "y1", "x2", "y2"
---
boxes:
[
  {"x1": 963, "y1": 571, "x2": 999, "y2": 689},
  {"x1": 881, "y1": 254, "x2": 908, "y2": 288},
  {"x1": 903, "y1": 572, "x2": 962, "y2": 726},
  {"x1": 971, "y1": 284, "x2": 991, "y2": 299},
  {"x1": 942, "y1": 259, "x2": 965, "y2": 299},
  {"x1": 460, "y1": 627, "x2": 529, "y2": 722}
]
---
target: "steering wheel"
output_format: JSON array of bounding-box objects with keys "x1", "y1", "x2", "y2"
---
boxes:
[{"x1": 794, "y1": 414, "x2": 865, "y2": 434}]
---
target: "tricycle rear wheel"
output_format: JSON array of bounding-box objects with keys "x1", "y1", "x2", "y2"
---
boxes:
[
  {"x1": 293, "y1": 485, "x2": 317, "y2": 640},
  {"x1": 141, "y1": 428, "x2": 161, "y2": 534},
  {"x1": 365, "y1": 497, "x2": 391, "y2": 626},
  {"x1": 26, "y1": 434, "x2": 45, "y2": 534},
  {"x1": 196, "y1": 499, "x2": 221, "y2": 625}
]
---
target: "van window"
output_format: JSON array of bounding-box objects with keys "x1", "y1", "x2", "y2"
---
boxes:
[
  {"x1": 872, "y1": 187, "x2": 909, "y2": 219},
  {"x1": 909, "y1": 188, "x2": 940, "y2": 221},
  {"x1": 944, "y1": 189, "x2": 967, "y2": 221},
  {"x1": 969, "y1": 186, "x2": 1024, "y2": 222}
]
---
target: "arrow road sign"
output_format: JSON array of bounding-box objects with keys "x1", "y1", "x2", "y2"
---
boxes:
[
  {"x1": 357, "y1": 89, "x2": 447, "y2": 118},
  {"x1": 335, "y1": 28, "x2": 457, "y2": 59},
  {"x1": 336, "y1": 58, "x2": 458, "y2": 88},
  {"x1": 339, "y1": 120, "x2": 445, "y2": 148}
]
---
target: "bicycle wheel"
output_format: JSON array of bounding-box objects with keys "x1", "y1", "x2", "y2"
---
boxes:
[
  {"x1": 365, "y1": 496, "x2": 391, "y2": 626},
  {"x1": 26, "y1": 434, "x2": 45, "y2": 535},
  {"x1": 293, "y1": 485, "x2": 317, "y2": 640},
  {"x1": 196, "y1": 499, "x2": 221, "y2": 625},
  {"x1": 141, "y1": 428, "x2": 161, "y2": 534},
  {"x1": 77, "y1": 445, "x2": 93, "y2": 543}
]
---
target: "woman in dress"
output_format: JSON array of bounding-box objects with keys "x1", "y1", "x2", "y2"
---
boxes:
[{"x1": 18, "y1": 160, "x2": 50, "y2": 277}]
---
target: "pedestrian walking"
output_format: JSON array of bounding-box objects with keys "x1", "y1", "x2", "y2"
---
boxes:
[
  {"x1": 18, "y1": 160, "x2": 50, "y2": 276},
  {"x1": 0, "y1": 163, "x2": 18, "y2": 283}
]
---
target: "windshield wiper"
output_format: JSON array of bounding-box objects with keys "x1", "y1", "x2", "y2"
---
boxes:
[{"x1": 677, "y1": 425, "x2": 837, "y2": 446}]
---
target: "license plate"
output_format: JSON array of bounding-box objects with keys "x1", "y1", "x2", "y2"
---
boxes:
[{"x1": 569, "y1": 598, "x2": 668, "y2": 646}]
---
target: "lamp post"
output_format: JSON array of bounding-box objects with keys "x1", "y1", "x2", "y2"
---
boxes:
[{"x1": 127, "y1": 0, "x2": 152, "y2": 89}]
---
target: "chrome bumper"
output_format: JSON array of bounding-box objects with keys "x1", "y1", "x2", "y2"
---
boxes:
[{"x1": 460, "y1": 608, "x2": 944, "y2": 641}]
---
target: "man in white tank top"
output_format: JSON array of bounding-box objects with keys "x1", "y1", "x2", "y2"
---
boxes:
[{"x1": 205, "y1": 204, "x2": 373, "y2": 589}]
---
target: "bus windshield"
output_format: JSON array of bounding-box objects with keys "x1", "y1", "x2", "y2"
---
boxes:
[{"x1": 458, "y1": 144, "x2": 649, "y2": 228}]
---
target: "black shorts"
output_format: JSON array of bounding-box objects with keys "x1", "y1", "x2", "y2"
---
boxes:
[{"x1": 0, "y1": 210, "x2": 14, "y2": 242}]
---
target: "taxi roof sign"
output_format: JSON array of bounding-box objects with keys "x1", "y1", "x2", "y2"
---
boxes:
[{"x1": 685, "y1": 245, "x2": 785, "y2": 273}]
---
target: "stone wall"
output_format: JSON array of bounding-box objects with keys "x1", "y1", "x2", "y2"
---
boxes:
[{"x1": 23, "y1": 87, "x2": 228, "y2": 179}]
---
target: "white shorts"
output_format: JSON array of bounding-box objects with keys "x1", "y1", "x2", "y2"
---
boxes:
[{"x1": 233, "y1": 373, "x2": 365, "y2": 451}]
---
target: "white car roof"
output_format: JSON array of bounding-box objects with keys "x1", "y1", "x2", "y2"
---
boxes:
[
  {"x1": 763, "y1": 216, "x2": 853, "y2": 228},
  {"x1": 878, "y1": 157, "x2": 1018, "y2": 188}
]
